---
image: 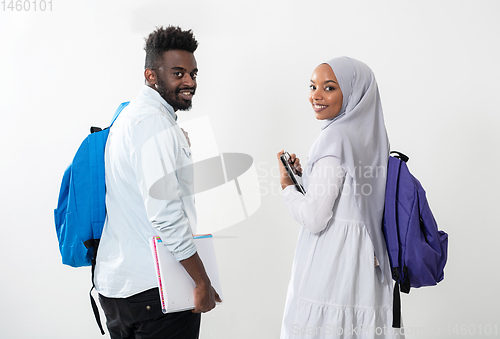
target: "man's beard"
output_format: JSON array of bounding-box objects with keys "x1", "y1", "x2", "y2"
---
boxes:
[{"x1": 156, "y1": 78, "x2": 194, "y2": 111}]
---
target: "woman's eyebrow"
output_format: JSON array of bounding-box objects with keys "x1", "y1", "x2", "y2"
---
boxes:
[
  {"x1": 310, "y1": 79, "x2": 338, "y2": 85},
  {"x1": 324, "y1": 80, "x2": 338, "y2": 85}
]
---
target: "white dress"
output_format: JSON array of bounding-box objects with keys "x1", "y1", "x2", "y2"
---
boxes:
[{"x1": 281, "y1": 156, "x2": 404, "y2": 339}]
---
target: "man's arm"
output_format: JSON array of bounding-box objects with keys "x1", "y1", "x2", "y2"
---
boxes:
[
  {"x1": 180, "y1": 252, "x2": 222, "y2": 313},
  {"x1": 132, "y1": 117, "x2": 221, "y2": 313}
]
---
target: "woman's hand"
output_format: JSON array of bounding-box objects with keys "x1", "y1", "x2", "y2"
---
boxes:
[
  {"x1": 277, "y1": 150, "x2": 303, "y2": 190},
  {"x1": 289, "y1": 153, "x2": 303, "y2": 176}
]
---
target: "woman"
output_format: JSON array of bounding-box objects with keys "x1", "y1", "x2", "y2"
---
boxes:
[{"x1": 277, "y1": 57, "x2": 403, "y2": 338}]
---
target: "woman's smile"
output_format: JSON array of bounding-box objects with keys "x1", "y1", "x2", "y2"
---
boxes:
[{"x1": 312, "y1": 103, "x2": 329, "y2": 112}]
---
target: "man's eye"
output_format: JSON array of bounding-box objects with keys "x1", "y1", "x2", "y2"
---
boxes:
[
  {"x1": 174, "y1": 72, "x2": 183, "y2": 77},
  {"x1": 191, "y1": 73, "x2": 198, "y2": 80}
]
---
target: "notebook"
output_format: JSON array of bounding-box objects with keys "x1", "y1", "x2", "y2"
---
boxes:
[{"x1": 150, "y1": 234, "x2": 223, "y2": 313}]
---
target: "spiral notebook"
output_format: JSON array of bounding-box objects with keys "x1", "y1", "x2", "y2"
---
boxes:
[{"x1": 150, "y1": 235, "x2": 223, "y2": 313}]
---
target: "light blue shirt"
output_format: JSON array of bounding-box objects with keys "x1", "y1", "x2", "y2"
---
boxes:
[{"x1": 95, "y1": 85, "x2": 197, "y2": 298}]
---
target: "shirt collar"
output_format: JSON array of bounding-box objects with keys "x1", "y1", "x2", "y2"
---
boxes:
[{"x1": 141, "y1": 85, "x2": 177, "y2": 121}]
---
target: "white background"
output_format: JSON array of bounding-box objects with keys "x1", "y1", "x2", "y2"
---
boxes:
[{"x1": 1, "y1": 1, "x2": 499, "y2": 338}]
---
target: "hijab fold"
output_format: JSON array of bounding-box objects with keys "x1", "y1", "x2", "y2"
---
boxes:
[{"x1": 305, "y1": 57, "x2": 390, "y2": 282}]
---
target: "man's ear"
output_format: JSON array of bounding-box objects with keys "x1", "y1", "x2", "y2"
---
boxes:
[{"x1": 144, "y1": 68, "x2": 156, "y2": 85}]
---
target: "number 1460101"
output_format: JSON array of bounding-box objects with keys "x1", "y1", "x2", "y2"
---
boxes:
[{"x1": 2, "y1": 0, "x2": 52, "y2": 11}]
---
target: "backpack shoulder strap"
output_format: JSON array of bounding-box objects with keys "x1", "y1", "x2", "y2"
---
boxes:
[
  {"x1": 109, "y1": 101, "x2": 130, "y2": 127},
  {"x1": 87, "y1": 101, "x2": 130, "y2": 335},
  {"x1": 87, "y1": 101, "x2": 131, "y2": 235},
  {"x1": 385, "y1": 156, "x2": 402, "y2": 270},
  {"x1": 385, "y1": 156, "x2": 403, "y2": 328}
]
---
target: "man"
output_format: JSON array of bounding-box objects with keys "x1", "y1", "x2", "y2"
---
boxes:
[{"x1": 95, "y1": 26, "x2": 221, "y2": 339}]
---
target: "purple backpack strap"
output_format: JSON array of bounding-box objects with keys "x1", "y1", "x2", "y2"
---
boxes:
[
  {"x1": 384, "y1": 154, "x2": 405, "y2": 328},
  {"x1": 384, "y1": 157, "x2": 401, "y2": 272}
]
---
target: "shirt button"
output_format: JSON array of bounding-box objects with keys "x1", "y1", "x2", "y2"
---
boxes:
[{"x1": 146, "y1": 305, "x2": 151, "y2": 311}]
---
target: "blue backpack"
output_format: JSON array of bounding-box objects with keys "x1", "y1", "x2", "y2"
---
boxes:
[
  {"x1": 383, "y1": 151, "x2": 448, "y2": 328},
  {"x1": 54, "y1": 101, "x2": 129, "y2": 334}
]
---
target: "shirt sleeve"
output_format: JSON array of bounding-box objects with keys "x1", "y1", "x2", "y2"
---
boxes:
[
  {"x1": 282, "y1": 156, "x2": 345, "y2": 234},
  {"x1": 130, "y1": 114, "x2": 196, "y2": 261}
]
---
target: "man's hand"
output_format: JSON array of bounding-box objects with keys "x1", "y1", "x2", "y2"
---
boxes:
[
  {"x1": 192, "y1": 283, "x2": 222, "y2": 313},
  {"x1": 180, "y1": 252, "x2": 222, "y2": 313}
]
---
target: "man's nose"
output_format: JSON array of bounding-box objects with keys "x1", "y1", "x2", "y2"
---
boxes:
[{"x1": 182, "y1": 73, "x2": 195, "y2": 87}]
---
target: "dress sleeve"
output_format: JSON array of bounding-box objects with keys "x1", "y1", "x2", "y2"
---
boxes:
[
  {"x1": 130, "y1": 115, "x2": 196, "y2": 261},
  {"x1": 282, "y1": 156, "x2": 345, "y2": 234}
]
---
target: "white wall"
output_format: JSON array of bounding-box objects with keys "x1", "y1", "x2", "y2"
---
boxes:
[{"x1": 1, "y1": 1, "x2": 499, "y2": 338}]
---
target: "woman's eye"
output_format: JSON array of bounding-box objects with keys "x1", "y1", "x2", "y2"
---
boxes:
[
  {"x1": 309, "y1": 85, "x2": 316, "y2": 90},
  {"x1": 325, "y1": 86, "x2": 334, "y2": 91}
]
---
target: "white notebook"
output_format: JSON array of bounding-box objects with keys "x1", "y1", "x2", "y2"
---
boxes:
[{"x1": 150, "y1": 235, "x2": 223, "y2": 313}]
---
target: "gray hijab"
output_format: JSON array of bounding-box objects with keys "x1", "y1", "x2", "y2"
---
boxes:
[{"x1": 305, "y1": 56, "x2": 390, "y2": 282}]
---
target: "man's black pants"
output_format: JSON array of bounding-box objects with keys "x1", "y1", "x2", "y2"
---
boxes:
[{"x1": 99, "y1": 288, "x2": 201, "y2": 339}]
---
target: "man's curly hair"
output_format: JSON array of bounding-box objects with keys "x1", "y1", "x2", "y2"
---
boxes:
[{"x1": 144, "y1": 26, "x2": 198, "y2": 70}]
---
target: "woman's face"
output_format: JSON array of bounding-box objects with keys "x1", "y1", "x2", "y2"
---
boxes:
[{"x1": 309, "y1": 63, "x2": 343, "y2": 120}]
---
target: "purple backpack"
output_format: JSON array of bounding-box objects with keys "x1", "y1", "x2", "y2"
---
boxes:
[{"x1": 383, "y1": 152, "x2": 448, "y2": 328}]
